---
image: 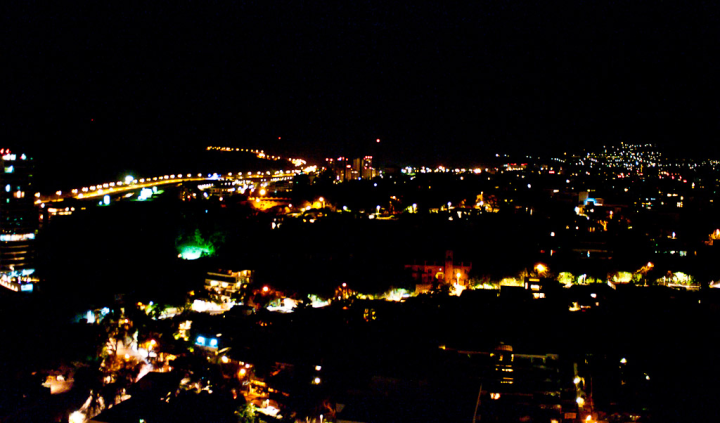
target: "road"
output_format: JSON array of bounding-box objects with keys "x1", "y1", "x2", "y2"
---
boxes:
[{"x1": 37, "y1": 171, "x2": 299, "y2": 204}]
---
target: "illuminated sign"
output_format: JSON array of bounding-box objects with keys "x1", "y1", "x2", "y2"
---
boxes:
[
  {"x1": 0, "y1": 233, "x2": 35, "y2": 242},
  {"x1": 2, "y1": 154, "x2": 16, "y2": 161}
]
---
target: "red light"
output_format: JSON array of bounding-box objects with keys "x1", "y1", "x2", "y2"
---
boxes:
[
  {"x1": 278, "y1": 137, "x2": 281, "y2": 139},
  {"x1": 91, "y1": 119, "x2": 94, "y2": 122},
  {"x1": 376, "y1": 138, "x2": 380, "y2": 143}
]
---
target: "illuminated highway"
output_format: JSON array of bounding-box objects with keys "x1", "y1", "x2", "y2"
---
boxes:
[
  {"x1": 36, "y1": 147, "x2": 312, "y2": 204},
  {"x1": 37, "y1": 170, "x2": 302, "y2": 204}
]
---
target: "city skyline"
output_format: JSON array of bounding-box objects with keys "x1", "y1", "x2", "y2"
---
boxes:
[{"x1": 5, "y1": 2, "x2": 720, "y2": 422}]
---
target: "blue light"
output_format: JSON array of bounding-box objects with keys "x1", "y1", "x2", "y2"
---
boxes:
[
  {"x1": 196, "y1": 336, "x2": 206, "y2": 346},
  {"x1": 209, "y1": 338, "x2": 218, "y2": 348},
  {"x1": 20, "y1": 284, "x2": 33, "y2": 292},
  {"x1": 101, "y1": 307, "x2": 110, "y2": 315}
]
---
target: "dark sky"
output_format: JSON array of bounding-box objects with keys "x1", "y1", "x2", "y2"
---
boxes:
[{"x1": 4, "y1": 1, "x2": 720, "y2": 175}]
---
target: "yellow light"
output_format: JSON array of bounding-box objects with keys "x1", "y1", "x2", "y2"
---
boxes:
[
  {"x1": 313, "y1": 377, "x2": 321, "y2": 384},
  {"x1": 319, "y1": 197, "x2": 324, "y2": 202},
  {"x1": 535, "y1": 263, "x2": 547, "y2": 273},
  {"x1": 124, "y1": 353, "x2": 130, "y2": 360},
  {"x1": 574, "y1": 376, "x2": 581, "y2": 384},
  {"x1": 239, "y1": 368, "x2": 247, "y2": 376},
  {"x1": 69, "y1": 411, "x2": 85, "y2": 423},
  {"x1": 221, "y1": 356, "x2": 229, "y2": 363},
  {"x1": 262, "y1": 286, "x2": 269, "y2": 292},
  {"x1": 259, "y1": 188, "x2": 266, "y2": 196},
  {"x1": 576, "y1": 397, "x2": 585, "y2": 407}
]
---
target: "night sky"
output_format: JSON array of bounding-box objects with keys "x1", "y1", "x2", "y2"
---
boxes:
[{"x1": 4, "y1": 1, "x2": 720, "y2": 179}]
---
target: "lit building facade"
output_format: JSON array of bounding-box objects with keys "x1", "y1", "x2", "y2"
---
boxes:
[
  {"x1": 0, "y1": 149, "x2": 38, "y2": 292},
  {"x1": 405, "y1": 250, "x2": 472, "y2": 292},
  {"x1": 325, "y1": 156, "x2": 376, "y2": 182},
  {"x1": 205, "y1": 269, "x2": 253, "y2": 306}
]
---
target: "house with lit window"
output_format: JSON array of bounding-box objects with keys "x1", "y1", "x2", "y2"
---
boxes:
[{"x1": 204, "y1": 269, "x2": 253, "y2": 306}]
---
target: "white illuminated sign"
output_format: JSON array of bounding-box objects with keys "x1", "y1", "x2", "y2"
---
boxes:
[{"x1": 0, "y1": 233, "x2": 35, "y2": 242}]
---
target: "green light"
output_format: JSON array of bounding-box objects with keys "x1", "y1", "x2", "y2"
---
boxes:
[
  {"x1": 177, "y1": 228, "x2": 218, "y2": 260},
  {"x1": 180, "y1": 247, "x2": 203, "y2": 260},
  {"x1": 179, "y1": 245, "x2": 212, "y2": 260}
]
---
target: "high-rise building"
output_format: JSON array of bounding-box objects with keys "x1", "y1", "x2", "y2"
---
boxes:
[
  {"x1": 325, "y1": 155, "x2": 376, "y2": 181},
  {"x1": 361, "y1": 156, "x2": 375, "y2": 179},
  {"x1": 0, "y1": 149, "x2": 38, "y2": 292}
]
